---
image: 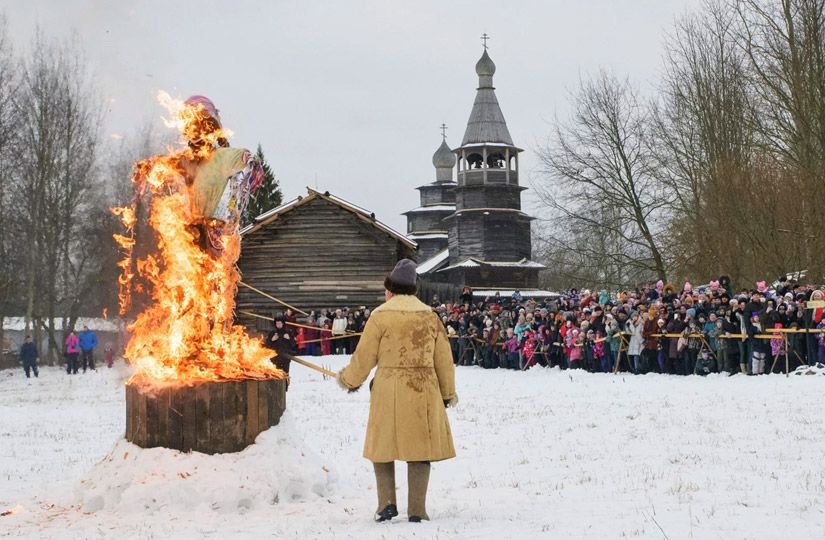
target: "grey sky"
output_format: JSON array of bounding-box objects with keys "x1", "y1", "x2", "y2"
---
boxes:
[{"x1": 3, "y1": 0, "x2": 700, "y2": 232}]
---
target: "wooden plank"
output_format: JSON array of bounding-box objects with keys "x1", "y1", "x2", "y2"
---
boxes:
[
  {"x1": 136, "y1": 387, "x2": 148, "y2": 447},
  {"x1": 180, "y1": 385, "x2": 196, "y2": 452},
  {"x1": 245, "y1": 379, "x2": 259, "y2": 446},
  {"x1": 195, "y1": 383, "x2": 211, "y2": 454},
  {"x1": 233, "y1": 381, "x2": 248, "y2": 452},
  {"x1": 156, "y1": 387, "x2": 169, "y2": 451},
  {"x1": 125, "y1": 384, "x2": 134, "y2": 441},
  {"x1": 145, "y1": 387, "x2": 159, "y2": 448},
  {"x1": 257, "y1": 380, "x2": 269, "y2": 434},
  {"x1": 168, "y1": 385, "x2": 184, "y2": 452}
]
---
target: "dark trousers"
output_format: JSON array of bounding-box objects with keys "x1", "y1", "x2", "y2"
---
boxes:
[
  {"x1": 806, "y1": 334, "x2": 818, "y2": 365},
  {"x1": 272, "y1": 356, "x2": 291, "y2": 390},
  {"x1": 682, "y1": 350, "x2": 697, "y2": 376},
  {"x1": 66, "y1": 353, "x2": 79, "y2": 374},
  {"x1": 642, "y1": 349, "x2": 658, "y2": 373},
  {"x1": 23, "y1": 358, "x2": 38, "y2": 378},
  {"x1": 506, "y1": 351, "x2": 519, "y2": 369},
  {"x1": 81, "y1": 350, "x2": 95, "y2": 372}
]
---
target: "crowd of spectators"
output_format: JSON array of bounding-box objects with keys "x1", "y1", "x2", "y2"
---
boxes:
[
  {"x1": 264, "y1": 275, "x2": 825, "y2": 378},
  {"x1": 433, "y1": 278, "x2": 825, "y2": 376}
]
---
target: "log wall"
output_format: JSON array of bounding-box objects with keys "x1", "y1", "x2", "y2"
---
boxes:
[{"x1": 237, "y1": 197, "x2": 415, "y2": 320}]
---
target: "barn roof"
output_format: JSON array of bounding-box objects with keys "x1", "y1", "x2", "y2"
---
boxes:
[{"x1": 241, "y1": 187, "x2": 417, "y2": 250}]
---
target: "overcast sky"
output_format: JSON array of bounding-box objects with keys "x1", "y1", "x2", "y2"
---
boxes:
[{"x1": 3, "y1": 0, "x2": 701, "y2": 231}]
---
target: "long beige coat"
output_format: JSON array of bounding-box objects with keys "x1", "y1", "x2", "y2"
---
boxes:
[{"x1": 339, "y1": 294, "x2": 456, "y2": 463}]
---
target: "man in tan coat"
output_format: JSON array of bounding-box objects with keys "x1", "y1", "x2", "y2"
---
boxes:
[{"x1": 337, "y1": 259, "x2": 458, "y2": 523}]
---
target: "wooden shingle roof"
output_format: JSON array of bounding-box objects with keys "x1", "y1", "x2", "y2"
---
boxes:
[{"x1": 241, "y1": 187, "x2": 417, "y2": 250}]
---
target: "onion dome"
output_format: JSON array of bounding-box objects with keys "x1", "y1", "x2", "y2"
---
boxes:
[
  {"x1": 475, "y1": 50, "x2": 496, "y2": 77},
  {"x1": 432, "y1": 139, "x2": 455, "y2": 169}
]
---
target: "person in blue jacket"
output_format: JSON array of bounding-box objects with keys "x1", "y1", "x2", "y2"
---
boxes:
[
  {"x1": 78, "y1": 325, "x2": 98, "y2": 372},
  {"x1": 20, "y1": 335, "x2": 39, "y2": 378}
]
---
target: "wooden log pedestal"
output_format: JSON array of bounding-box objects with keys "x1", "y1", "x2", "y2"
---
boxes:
[{"x1": 125, "y1": 378, "x2": 286, "y2": 455}]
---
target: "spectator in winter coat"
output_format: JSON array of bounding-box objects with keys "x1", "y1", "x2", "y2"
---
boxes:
[
  {"x1": 566, "y1": 326, "x2": 582, "y2": 369},
  {"x1": 748, "y1": 312, "x2": 769, "y2": 375},
  {"x1": 65, "y1": 331, "x2": 80, "y2": 375},
  {"x1": 642, "y1": 316, "x2": 659, "y2": 373},
  {"x1": 266, "y1": 317, "x2": 296, "y2": 385},
  {"x1": 20, "y1": 335, "x2": 39, "y2": 378},
  {"x1": 627, "y1": 313, "x2": 644, "y2": 374},
  {"x1": 304, "y1": 316, "x2": 320, "y2": 356},
  {"x1": 666, "y1": 314, "x2": 686, "y2": 373},
  {"x1": 332, "y1": 309, "x2": 349, "y2": 355},
  {"x1": 320, "y1": 322, "x2": 332, "y2": 356},
  {"x1": 78, "y1": 326, "x2": 98, "y2": 372},
  {"x1": 502, "y1": 328, "x2": 519, "y2": 370},
  {"x1": 513, "y1": 315, "x2": 531, "y2": 342},
  {"x1": 104, "y1": 344, "x2": 115, "y2": 368},
  {"x1": 337, "y1": 259, "x2": 456, "y2": 523}
]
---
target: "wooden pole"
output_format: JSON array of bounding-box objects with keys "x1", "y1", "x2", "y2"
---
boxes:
[
  {"x1": 279, "y1": 352, "x2": 337, "y2": 378},
  {"x1": 238, "y1": 281, "x2": 309, "y2": 316}
]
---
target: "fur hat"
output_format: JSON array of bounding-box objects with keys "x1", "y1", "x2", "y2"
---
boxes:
[{"x1": 384, "y1": 259, "x2": 418, "y2": 295}]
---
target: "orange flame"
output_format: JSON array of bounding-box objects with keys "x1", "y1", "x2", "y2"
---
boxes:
[{"x1": 113, "y1": 94, "x2": 282, "y2": 385}]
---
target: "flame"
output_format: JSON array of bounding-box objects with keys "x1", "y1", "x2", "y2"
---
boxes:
[{"x1": 113, "y1": 93, "x2": 282, "y2": 385}]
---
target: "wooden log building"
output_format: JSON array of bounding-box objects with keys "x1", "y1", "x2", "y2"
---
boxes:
[{"x1": 236, "y1": 187, "x2": 416, "y2": 327}]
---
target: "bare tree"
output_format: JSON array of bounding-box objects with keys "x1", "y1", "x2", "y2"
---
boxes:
[
  {"x1": 0, "y1": 14, "x2": 20, "y2": 351},
  {"x1": 13, "y1": 33, "x2": 102, "y2": 362},
  {"x1": 652, "y1": 1, "x2": 760, "y2": 282},
  {"x1": 535, "y1": 71, "x2": 670, "y2": 287},
  {"x1": 734, "y1": 0, "x2": 825, "y2": 279}
]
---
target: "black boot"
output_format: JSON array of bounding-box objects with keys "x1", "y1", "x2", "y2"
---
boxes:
[
  {"x1": 373, "y1": 462, "x2": 398, "y2": 522},
  {"x1": 375, "y1": 504, "x2": 398, "y2": 522}
]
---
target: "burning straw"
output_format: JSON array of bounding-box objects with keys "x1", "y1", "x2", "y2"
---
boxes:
[{"x1": 113, "y1": 93, "x2": 284, "y2": 385}]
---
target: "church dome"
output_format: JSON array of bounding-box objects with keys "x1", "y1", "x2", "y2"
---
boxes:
[
  {"x1": 432, "y1": 139, "x2": 455, "y2": 169},
  {"x1": 475, "y1": 50, "x2": 496, "y2": 77}
]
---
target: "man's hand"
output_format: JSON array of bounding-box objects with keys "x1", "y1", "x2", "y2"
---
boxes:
[
  {"x1": 336, "y1": 369, "x2": 360, "y2": 393},
  {"x1": 270, "y1": 334, "x2": 279, "y2": 341},
  {"x1": 443, "y1": 394, "x2": 459, "y2": 408}
]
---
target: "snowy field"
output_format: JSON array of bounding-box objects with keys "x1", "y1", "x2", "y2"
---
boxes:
[{"x1": 2, "y1": 358, "x2": 825, "y2": 539}]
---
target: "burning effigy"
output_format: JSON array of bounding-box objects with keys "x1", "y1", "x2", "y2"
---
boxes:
[{"x1": 113, "y1": 93, "x2": 286, "y2": 454}]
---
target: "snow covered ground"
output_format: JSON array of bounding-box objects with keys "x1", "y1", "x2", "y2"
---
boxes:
[{"x1": 2, "y1": 357, "x2": 825, "y2": 539}]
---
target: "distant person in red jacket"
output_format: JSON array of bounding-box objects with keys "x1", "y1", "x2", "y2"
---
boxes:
[
  {"x1": 321, "y1": 322, "x2": 332, "y2": 356},
  {"x1": 104, "y1": 344, "x2": 115, "y2": 368}
]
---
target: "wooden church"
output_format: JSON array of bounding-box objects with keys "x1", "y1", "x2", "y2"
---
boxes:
[{"x1": 406, "y1": 46, "x2": 544, "y2": 290}]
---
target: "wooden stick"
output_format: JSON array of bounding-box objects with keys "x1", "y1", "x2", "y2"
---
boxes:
[
  {"x1": 301, "y1": 333, "x2": 363, "y2": 345},
  {"x1": 238, "y1": 281, "x2": 309, "y2": 316},
  {"x1": 285, "y1": 320, "x2": 358, "y2": 335},
  {"x1": 239, "y1": 309, "x2": 272, "y2": 322},
  {"x1": 279, "y1": 352, "x2": 337, "y2": 378},
  {"x1": 238, "y1": 309, "x2": 360, "y2": 338}
]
